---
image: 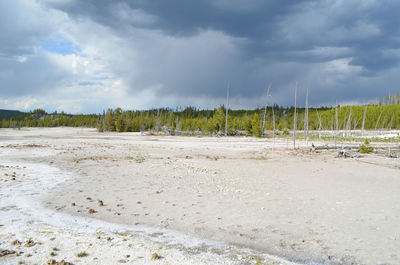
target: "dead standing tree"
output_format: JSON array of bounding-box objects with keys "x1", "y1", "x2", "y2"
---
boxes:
[
  {"x1": 316, "y1": 109, "x2": 322, "y2": 138},
  {"x1": 225, "y1": 81, "x2": 230, "y2": 137},
  {"x1": 361, "y1": 106, "x2": 367, "y2": 136},
  {"x1": 293, "y1": 81, "x2": 298, "y2": 149},
  {"x1": 335, "y1": 104, "x2": 338, "y2": 148},
  {"x1": 272, "y1": 105, "x2": 276, "y2": 150},
  {"x1": 375, "y1": 110, "x2": 383, "y2": 132},
  {"x1": 345, "y1": 107, "x2": 352, "y2": 136},
  {"x1": 262, "y1": 84, "x2": 271, "y2": 137},
  {"x1": 304, "y1": 87, "x2": 309, "y2": 148}
]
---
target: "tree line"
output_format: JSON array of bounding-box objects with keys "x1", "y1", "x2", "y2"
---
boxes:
[{"x1": 2, "y1": 104, "x2": 398, "y2": 136}]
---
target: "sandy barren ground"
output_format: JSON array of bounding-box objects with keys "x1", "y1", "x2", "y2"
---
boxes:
[{"x1": 0, "y1": 128, "x2": 399, "y2": 265}]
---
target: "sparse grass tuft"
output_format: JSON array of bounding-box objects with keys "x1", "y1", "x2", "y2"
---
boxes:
[
  {"x1": 76, "y1": 251, "x2": 88, "y2": 258},
  {"x1": 135, "y1": 156, "x2": 145, "y2": 163},
  {"x1": 250, "y1": 156, "x2": 268, "y2": 160}
]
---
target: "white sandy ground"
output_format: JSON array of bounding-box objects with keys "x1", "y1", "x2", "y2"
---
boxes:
[{"x1": 0, "y1": 128, "x2": 399, "y2": 265}]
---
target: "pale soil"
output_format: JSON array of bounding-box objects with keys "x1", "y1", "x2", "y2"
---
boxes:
[{"x1": 0, "y1": 127, "x2": 399, "y2": 265}]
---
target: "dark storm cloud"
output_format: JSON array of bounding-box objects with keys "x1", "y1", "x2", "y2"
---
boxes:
[
  {"x1": 45, "y1": 0, "x2": 400, "y2": 70},
  {"x1": 1, "y1": 0, "x2": 400, "y2": 112},
  {"x1": 44, "y1": 0, "x2": 290, "y2": 36}
]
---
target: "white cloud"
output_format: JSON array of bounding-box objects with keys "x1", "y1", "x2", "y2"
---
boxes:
[
  {"x1": 13, "y1": 98, "x2": 40, "y2": 110},
  {"x1": 16, "y1": 56, "x2": 27, "y2": 63}
]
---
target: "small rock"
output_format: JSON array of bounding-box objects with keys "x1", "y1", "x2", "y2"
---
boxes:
[
  {"x1": 46, "y1": 259, "x2": 73, "y2": 265},
  {"x1": 24, "y1": 239, "x2": 36, "y2": 247},
  {"x1": 24, "y1": 253, "x2": 31, "y2": 257},
  {"x1": 86, "y1": 197, "x2": 92, "y2": 200},
  {"x1": 11, "y1": 240, "x2": 21, "y2": 246},
  {"x1": 151, "y1": 253, "x2": 159, "y2": 260},
  {"x1": 88, "y1": 209, "x2": 96, "y2": 214},
  {"x1": 71, "y1": 202, "x2": 76, "y2": 206},
  {"x1": 125, "y1": 254, "x2": 130, "y2": 258},
  {"x1": 0, "y1": 249, "x2": 17, "y2": 257},
  {"x1": 98, "y1": 200, "x2": 104, "y2": 206}
]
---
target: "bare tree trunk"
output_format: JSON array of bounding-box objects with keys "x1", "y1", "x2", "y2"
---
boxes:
[
  {"x1": 388, "y1": 114, "x2": 394, "y2": 130},
  {"x1": 375, "y1": 110, "x2": 383, "y2": 131},
  {"x1": 272, "y1": 105, "x2": 276, "y2": 150},
  {"x1": 335, "y1": 105, "x2": 338, "y2": 148},
  {"x1": 225, "y1": 81, "x2": 230, "y2": 136},
  {"x1": 293, "y1": 81, "x2": 298, "y2": 149},
  {"x1": 262, "y1": 84, "x2": 271, "y2": 137},
  {"x1": 361, "y1": 106, "x2": 367, "y2": 136},
  {"x1": 389, "y1": 114, "x2": 394, "y2": 156},
  {"x1": 305, "y1": 87, "x2": 309, "y2": 147},
  {"x1": 316, "y1": 110, "x2": 322, "y2": 138},
  {"x1": 156, "y1": 108, "x2": 160, "y2": 131},
  {"x1": 342, "y1": 109, "x2": 348, "y2": 136},
  {"x1": 353, "y1": 118, "x2": 360, "y2": 131},
  {"x1": 381, "y1": 116, "x2": 387, "y2": 131},
  {"x1": 346, "y1": 107, "x2": 352, "y2": 136}
]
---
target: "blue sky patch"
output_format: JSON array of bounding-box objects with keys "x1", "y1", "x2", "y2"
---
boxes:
[{"x1": 40, "y1": 34, "x2": 81, "y2": 55}]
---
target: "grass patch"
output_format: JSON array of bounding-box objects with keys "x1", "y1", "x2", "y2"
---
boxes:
[
  {"x1": 134, "y1": 156, "x2": 145, "y2": 163},
  {"x1": 250, "y1": 156, "x2": 268, "y2": 160},
  {"x1": 76, "y1": 251, "x2": 88, "y2": 258},
  {"x1": 40, "y1": 231, "x2": 54, "y2": 234}
]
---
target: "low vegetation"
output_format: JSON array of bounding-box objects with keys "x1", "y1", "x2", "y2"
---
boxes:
[
  {"x1": 1, "y1": 102, "x2": 399, "y2": 137},
  {"x1": 76, "y1": 251, "x2": 88, "y2": 258},
  {"x1": 360, "y1": 144, "x2": 374, "y2": 154}
]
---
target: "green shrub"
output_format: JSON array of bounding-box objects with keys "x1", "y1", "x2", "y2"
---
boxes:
[
  {"x1": 360, "y1": 144, "x2": 374, "y2": 153},
  {"x1": 283, "y1": 128, "x2": 290, "y2": 135},
  {"x1": 364, "y1": 139, "x2": 370, "y2": 145}
]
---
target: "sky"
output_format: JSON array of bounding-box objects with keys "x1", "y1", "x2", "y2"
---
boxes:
[{"x1": 0, "y1": 0, "x2": 399, "y2": 114}]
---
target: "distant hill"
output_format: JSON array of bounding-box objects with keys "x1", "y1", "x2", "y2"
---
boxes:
[{"x1": 0, "y1": 109, "x2": 24, "y2": 119}]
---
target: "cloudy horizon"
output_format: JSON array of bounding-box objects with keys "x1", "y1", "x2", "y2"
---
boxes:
[{"x1": 1, "y1": 0, "x2": 399, "y2": 114}]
